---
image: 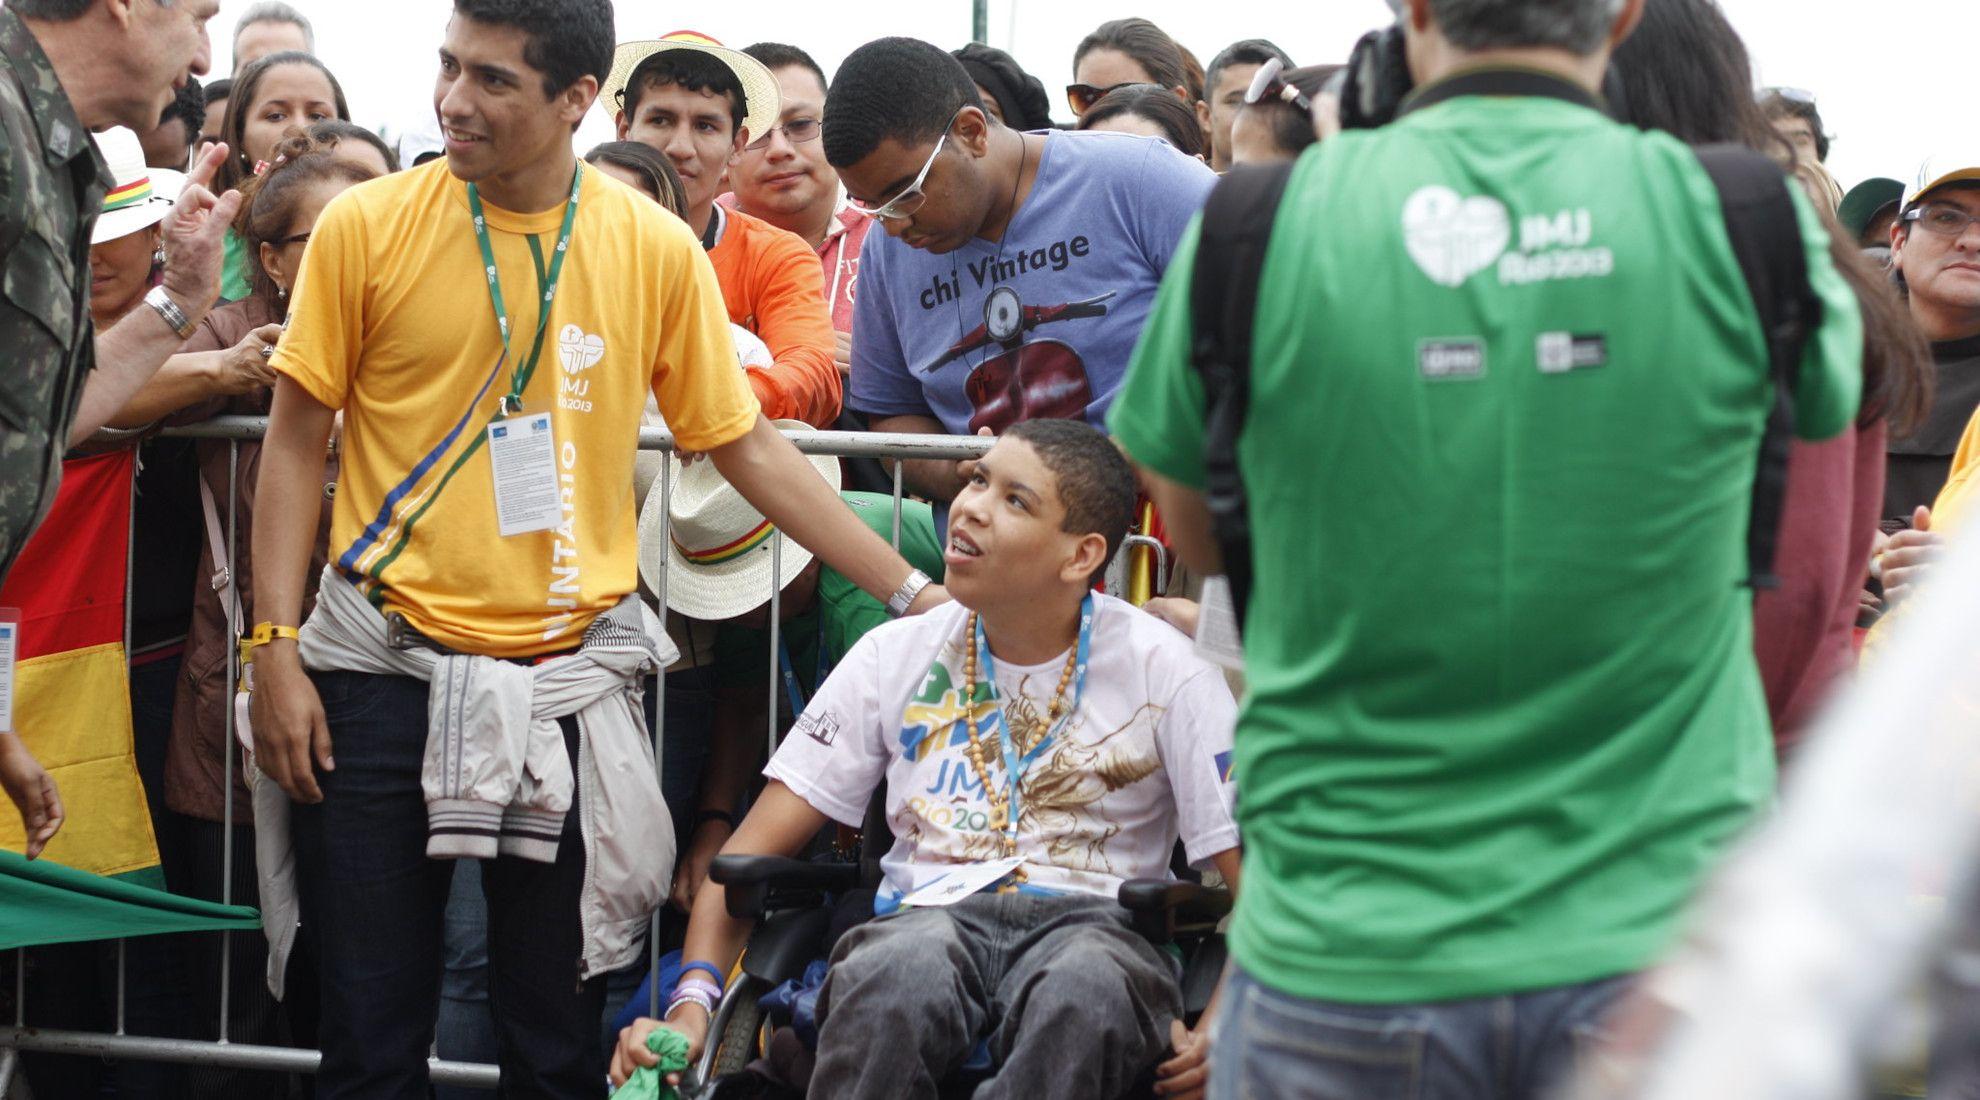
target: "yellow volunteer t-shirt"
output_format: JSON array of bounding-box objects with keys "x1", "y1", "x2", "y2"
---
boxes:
[
  {"x1": 274, "y1": 159, "x2": 758, "y2": 657},
  {"x1": 1934, "y1": 406, "x2": 1980, "y2": 534}
]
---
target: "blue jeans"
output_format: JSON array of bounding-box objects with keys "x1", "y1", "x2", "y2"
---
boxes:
[
  {"x1": 290, "y1": 670, "x2": 605, "y2": 1100},
  {"x1": 1208, "y1": 965, "x2": 1629, "y2": 1100},
  {"x1": 435, "y1": 858, "x2": 498, "y2": 1100}
]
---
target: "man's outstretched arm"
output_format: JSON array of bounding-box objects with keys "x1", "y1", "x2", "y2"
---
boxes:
[{"x1": 71, "y1": 143, "x2": 239, "y2": 444}]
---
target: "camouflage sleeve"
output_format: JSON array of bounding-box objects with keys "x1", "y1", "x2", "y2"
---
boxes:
[
  {"x1": 0, "y1": 136, "x2": 67, "y2": 580},
  {"x1": 0, "y1": 116, "x2": 18, "y2": 253}
]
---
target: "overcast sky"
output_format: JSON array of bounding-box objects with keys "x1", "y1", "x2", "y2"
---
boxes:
[{"x1": 212, "y1": 0, "x2": 1955, "y2": 193}]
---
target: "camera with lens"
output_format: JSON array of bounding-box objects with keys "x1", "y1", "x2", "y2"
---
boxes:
[
  {"x1": 1324, "y1": 8, "x2": 1629, "y2": 131},
  {"x1": 1330, "y1": 23, "x2": 1413, "y2": 130}
]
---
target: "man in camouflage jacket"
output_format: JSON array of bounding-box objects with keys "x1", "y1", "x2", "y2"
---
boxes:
[{"x1": 0, "y1": 0, "x2": 234, "y2": 857}]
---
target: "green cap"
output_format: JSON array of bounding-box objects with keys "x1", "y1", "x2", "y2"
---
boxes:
[{"x1": 1838, "y1": 177, "x2": 1904, "y2": 241}]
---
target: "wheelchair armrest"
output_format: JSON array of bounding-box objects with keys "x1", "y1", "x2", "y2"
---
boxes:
[
  {"x1": 1118, "y1": 878, "x2": 1234, "y2": 943},
  {"x1": 710, "y1": 854, "x2": 862, "y2": 920}
]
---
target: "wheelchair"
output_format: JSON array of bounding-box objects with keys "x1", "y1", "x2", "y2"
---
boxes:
[{"x1": 677, "y1": 791, "x2": 1232, "y2": 1098}]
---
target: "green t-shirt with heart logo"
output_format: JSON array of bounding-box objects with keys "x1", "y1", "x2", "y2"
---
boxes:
[{"x1": 1111, "y1": 87, "x2": 1863, "y2": 1004}]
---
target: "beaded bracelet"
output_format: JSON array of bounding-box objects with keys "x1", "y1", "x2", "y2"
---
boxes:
[
  {"x1": 666, "y1": 988, "x2": 716, "y2": 1021},
  {"x1": 675, "y1": 975, "x2": 723, "y2": 1004}
]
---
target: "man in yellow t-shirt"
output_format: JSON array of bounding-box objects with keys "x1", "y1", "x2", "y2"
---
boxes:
[
  {"x1": 1872, "y1": 409, "x2": 1979, "y2": 632},
  {"x1": 244, "y1": 3, "x2": 945, "y2": 1094}
]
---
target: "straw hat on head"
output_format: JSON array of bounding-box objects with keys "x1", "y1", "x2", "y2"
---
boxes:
[
  {"x1": 599, "y1": 30, "x2": 780, "y2": 146},
  {"x1": 639, "y1": 419, "x2": 841, "y2": 622},
  {"x1": 92, "y1": 127, "x2": 184, "y2": 245}
]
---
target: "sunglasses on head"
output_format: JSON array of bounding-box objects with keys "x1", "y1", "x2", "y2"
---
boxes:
[{"x1": 1066, "y1": 81, "x2": 1133, "y2": 117}]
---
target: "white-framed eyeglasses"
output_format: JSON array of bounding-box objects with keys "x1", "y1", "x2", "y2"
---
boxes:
[
  {"x1": 1904, "y1": 202, "x2": 1980, "y2": 239},
  {"x1": 850, "y1": 109, "x2": 963, "y2": 222}
]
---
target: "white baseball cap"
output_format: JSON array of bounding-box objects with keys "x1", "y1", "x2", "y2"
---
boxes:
[{"x1": 1903, "y1": 151, "x2": 1980, "y2": 211}]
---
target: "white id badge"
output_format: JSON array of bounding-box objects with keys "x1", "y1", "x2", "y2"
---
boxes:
[
  {"x1": 900, "y1": 856, "x2": 1026, "y2": 908},
  {"x1": 1194, "y1": 577, "x2": 1245, "y2": 671},
  {"x1": 486, "y1": 413, "x2": 563, "y2": 537},
  {"x1": 0, "y1": 609, "x2": 17, "y2": 733}
]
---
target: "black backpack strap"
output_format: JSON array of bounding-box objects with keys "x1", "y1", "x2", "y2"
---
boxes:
[
  {"x1": 1694, "y1": 144, "x2": 1822, "y2": 591},
  {"x1": 1190, "y1": 162, "x2": 1295, "y2": 630}
]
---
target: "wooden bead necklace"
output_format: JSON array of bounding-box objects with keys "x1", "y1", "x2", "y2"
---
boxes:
[{"x1": 959, "y1": 610, "x2": 1080, "y2": 885}]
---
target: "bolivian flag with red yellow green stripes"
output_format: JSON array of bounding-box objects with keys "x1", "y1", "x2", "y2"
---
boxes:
[{"x1": 0, "y1": 451, "x2": 161, "y2": 884}]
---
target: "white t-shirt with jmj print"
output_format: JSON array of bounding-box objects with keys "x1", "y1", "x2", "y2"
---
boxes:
[{"x1": 765, "y1": 594, "x2": 1240, "y2": 907}]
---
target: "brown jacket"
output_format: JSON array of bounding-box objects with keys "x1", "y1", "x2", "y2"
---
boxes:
[{"x1": 164, "y1": 298, "x2": 338, "y2": 822}]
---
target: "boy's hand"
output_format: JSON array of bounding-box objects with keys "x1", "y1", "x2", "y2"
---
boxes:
[
  {"x1": 609, "y1": 1006, "x2": 710, "y2": 1088},
  {"x1": 1143, "y1": 597, "x2": 1202, "y2": 639},
  {"x1": 1155, "y1": 1016, "x2": 1212, "y2": 1098}
]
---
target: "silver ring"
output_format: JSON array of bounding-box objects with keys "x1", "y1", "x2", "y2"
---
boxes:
[{"x1": 261, "y1": 344, "x2": 274, "y2": 359}]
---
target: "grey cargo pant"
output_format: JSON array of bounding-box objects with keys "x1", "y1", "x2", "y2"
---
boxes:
[{"x1": 810, "y1": 890, "x2": 1182, "y2": 1099}]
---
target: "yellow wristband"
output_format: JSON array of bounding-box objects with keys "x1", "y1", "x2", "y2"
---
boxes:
[{"x1": 238, "y1": 622, "x2": 300, "y2": 667}]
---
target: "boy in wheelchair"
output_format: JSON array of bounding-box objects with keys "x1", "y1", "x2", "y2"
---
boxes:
[{"x1": 611, "y1": 420, "x2": 1241, "y2": 1099}]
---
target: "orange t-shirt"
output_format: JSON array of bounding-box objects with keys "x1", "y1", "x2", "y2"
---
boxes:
[{"x1": 706, "y1": 206, "x2": 840, "y2": 427}]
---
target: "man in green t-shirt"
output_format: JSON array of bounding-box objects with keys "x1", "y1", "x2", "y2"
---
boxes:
[
  {"x1": 644, "y1": 449, "x2": 944, "y2": 911},
  {"x1": 1109, "y1": 0, "x2": 1864, "y2": 1095}
]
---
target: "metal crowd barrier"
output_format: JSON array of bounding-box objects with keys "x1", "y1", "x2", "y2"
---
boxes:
[{"x1": 1, "y1": 417, "x2": 1000, "y2": 1094}]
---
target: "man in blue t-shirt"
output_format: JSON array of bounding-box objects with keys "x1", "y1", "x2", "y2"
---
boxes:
[{"x1": 824, "y1": 36, "x2": 1214, "y2": 506}]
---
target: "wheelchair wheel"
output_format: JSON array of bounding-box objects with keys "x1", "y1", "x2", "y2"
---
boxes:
[{"x1": 710, "y1": 976, "x2": 767, "y2": 1078}]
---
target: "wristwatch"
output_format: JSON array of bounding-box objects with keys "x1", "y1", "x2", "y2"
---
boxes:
[
  {"x1": 144, "y1": 285, "x2": 198, "y2": 340},
  {"x1": 885, "y1": 569, "x2": 932, "y2": 618}
]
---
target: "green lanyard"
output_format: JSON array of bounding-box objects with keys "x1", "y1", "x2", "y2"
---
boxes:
[{"x1": 467, "y1": 162, "x2": 583, "y2": 416}]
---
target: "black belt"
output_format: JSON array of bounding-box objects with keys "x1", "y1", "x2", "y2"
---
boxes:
[{"x1": 384, "y1": 612, "x2": 574, "y2": 665}]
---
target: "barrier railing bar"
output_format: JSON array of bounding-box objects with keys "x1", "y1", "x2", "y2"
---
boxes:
[
  {"x1": 0, "y1": 1027, "x2": 500, "y2": 1086},
  {"x1": 117, "y1": 443, "x2": 135, "y2": 1045},
  {"x1": 158, "y1": 418, "x2": 995, "y2": 461},
  {"x1": 125, "y1": 447, "x2": 135, "y2": 674},
  {"x1": 767, "y1": 531, "x2": 782, "y2": 762},
  {"x1": 1121, "y1": 535, "x2": 1170, "y2": 599},
  {"x1": 219, "y1": 439, "x2": 238, "y2": 1044},
  {"x1": 21, "y1": 421, "x2": 1018, "y2": 1089},
  {"x1": 648, "y1": 456, "x2": 672, "y2": 1023}
]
